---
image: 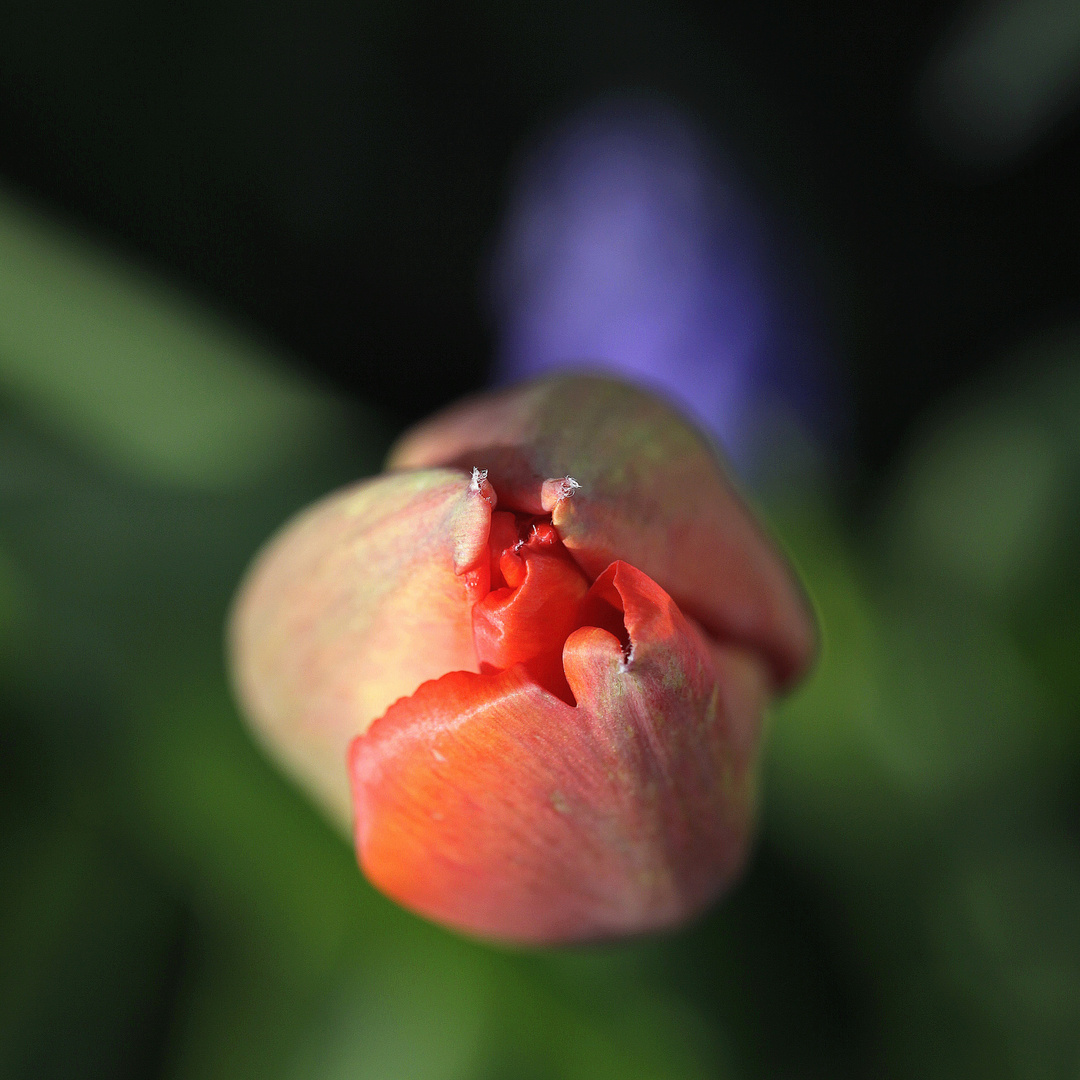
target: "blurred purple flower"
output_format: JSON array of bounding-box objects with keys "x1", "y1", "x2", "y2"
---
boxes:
[{"x1": 487, "y1": 96, "x2": 833, "y2": 473}]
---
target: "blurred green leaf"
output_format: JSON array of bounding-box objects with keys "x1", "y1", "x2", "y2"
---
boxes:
[
  {"x1": 918, "y1": 0, "x2": 1080, "y2": 167},
  {"x1": 123, "y1": 672, "x2": 368, "y2": 977},
  {"x1": 0, "y1": 816, "x2": 179, "y2": 1080},
  {"x1": 886, "y1": 408, "x2": 1062, "y2": 601},
  {"x1": 161, "y1": 928, "x2": 328, "y2": 1080},
  {"x1": 767, "y1": 518, "x2": 1068, "y2": 870},
  {"x1": 764, "y1": 504, "x2": 903, "y2": 858},
  {"x1": 933, "y1": 838, "x2": 1080, "y2": 1028},
  {"x1": 920, "y1": 837, "x2": 1080, "y2": 1077},
  {"x1": 288, "y1": 942, "x2": 493, "y2": 1080},
  {"x1": 0, "y1": 543, "x2": 25, "y2": 663},
  {"x1": 0, "y1": 187, "x2": 348, "y2": 487},
  {"x1": 880, "y1": 327, "x2": 1080, "y2": 712}
]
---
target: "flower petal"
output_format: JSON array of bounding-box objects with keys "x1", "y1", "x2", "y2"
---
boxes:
[
  {"x1": 388, "y1": 374, "x2": 815, "y2": 689},
  {"x1": 229, "y1": 468, "x2": 490, "y2": 826}
]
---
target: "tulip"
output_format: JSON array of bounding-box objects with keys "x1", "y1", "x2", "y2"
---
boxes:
[{"x1": 229, "y1": 375, "x2": 815, "y2": 944}]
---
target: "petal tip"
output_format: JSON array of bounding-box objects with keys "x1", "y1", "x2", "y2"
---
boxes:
[{"x1": 540, "y1": 475, "x2": 581, "y2": 511}]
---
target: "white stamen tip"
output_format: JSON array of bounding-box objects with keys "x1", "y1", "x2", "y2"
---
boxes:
[
  {"x1": 540, "y1": 475, "x2": 581, "y2": 512},
  {"x1": 551, "y1": 476, "x2": 580, "y2": 502}
]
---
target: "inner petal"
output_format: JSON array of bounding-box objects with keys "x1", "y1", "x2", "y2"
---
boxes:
[{"x1": 471, "y1": 511, "x2": 589, "y2": 702}]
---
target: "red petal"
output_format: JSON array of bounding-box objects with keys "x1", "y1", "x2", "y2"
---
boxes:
[
  {"x1": 472, "y1": 542, "x2": 589, "y2": 701},
  {"x1": 349, "y1": 562, "x2": 768, "y2": 944}
]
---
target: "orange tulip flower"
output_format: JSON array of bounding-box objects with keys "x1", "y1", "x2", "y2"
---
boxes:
[{"x1": 229, "y1": 376, "x2": 814, "y2": 944}]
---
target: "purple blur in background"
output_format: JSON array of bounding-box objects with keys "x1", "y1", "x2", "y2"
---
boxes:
[{"x1": 487, "y1": 95, "x2": 834, "y2": 475}]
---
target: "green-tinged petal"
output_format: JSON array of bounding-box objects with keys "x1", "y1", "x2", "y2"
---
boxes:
[{"x1": 229, "y1": 468, "x2": 490, "y2": 826}]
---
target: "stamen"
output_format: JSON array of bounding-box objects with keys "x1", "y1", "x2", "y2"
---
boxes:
[
  {"x1": 529, "y1": 522, "x2": 559, "y2": 547},
  {"x1": 469, "y1": 467, "x2": 496, "y2": 509}
]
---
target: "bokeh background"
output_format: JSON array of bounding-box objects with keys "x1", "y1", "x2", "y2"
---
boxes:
[{"x1": 2, "y1": 1, "x2": 1079, "y2": 1077}]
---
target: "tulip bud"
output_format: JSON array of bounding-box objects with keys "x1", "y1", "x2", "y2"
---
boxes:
[{"x1": 229, "y1": 375, "x2": 814, "y2": 943}]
